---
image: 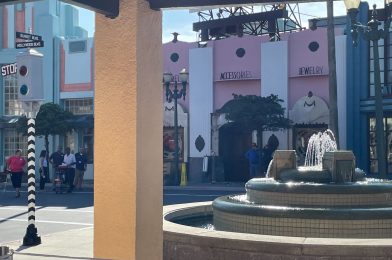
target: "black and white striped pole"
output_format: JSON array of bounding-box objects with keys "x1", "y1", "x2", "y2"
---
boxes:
[{"x1": 22, "y1": 118, "x2": 41, "y2": 246}]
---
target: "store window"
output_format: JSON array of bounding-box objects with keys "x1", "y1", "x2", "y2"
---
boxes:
[
  {"x1": 368, "y1": 116, "x2": 392, "y2": 174},
  {"x1": 3, "y1": 74, "x2": 22, "y2": 116},
  {"x1": 82, "y1": 128, "x2": 94, "y2": 163},
  {"x1": 4, "y1": 129, "x2": 27, "y2": 159},
  {"x1": 64, "y1": 130, "x2": 76, "y2": 153},
  {"x1": 369, "y1": 38, "x2": 384, "y2": 97},
  {"x1": 369, "y1": 25, "x2": 392, "y2": 97},
  {"x1": 64, "y1": 98, "x2": 94, "y2": 115}
]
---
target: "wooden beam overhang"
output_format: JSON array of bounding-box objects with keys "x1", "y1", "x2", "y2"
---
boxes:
[{"x1": 0, "y1": 0, "x2": 119, "y2": 18}]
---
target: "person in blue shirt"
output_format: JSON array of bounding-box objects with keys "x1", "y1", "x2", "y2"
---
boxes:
[{"x1": 245, "y1": 143, "x2": 260, "y2": 179}]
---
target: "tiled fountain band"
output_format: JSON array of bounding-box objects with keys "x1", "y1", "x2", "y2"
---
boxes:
[
  {"x1": 213, "y1": 196, "x2": 392, "y2": 238},
  {"x1": 246, "y1": 178, "x2": 392, "y2": 207}
]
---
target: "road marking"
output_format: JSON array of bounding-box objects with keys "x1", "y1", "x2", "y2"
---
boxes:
[
  {"x1": 0, "y1": 207, "x2": 93, "y2": 213},
  {"x1": 0, "y1": 217, "x2": 93, "y2": 226}
]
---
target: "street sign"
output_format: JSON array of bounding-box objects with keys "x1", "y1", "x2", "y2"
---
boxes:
[
  {"x1": 15, "y1": 41, "x2": 44, "y2": 49},
  {"x1": 16, "y1": 32, "x2": 42, "y2": 42},
  {"x1": 1, "y1": 63, "x2": 17, "y2": 77}
]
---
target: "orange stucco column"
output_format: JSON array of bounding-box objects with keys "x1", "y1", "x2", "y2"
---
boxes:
[{"x1": 94, "y1": 1, "x2": 162, "y2": 259}]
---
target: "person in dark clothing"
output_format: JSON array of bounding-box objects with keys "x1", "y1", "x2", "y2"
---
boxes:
[
  {"x1": 49, "y1": 146, "x2": 64, "y2": 169},
  {"x1": 39, "y1": 150, "x2": 49, "y2": 190},
  {"x1": 49, "y1": 146, "x2": 64, "y2": 189},
  {"x1": 245, "y1": 143, "x2": 260, "y2": 179},
  {"x1": 261, "y1": 134, "x2": 279, "y2": 176},
  {"x1": 74, "y1": 147, "x2": 88, "y2": 190}
]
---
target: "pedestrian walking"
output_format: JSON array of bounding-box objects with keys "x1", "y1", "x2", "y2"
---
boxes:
[
  {"x1": 6, "y1": 149, "x2": 26, "y2": 198},
  {"x1": 74, "y1": 147, "x2": 88, "y2": 190},
  {"x1": 63, "y1": 147, "x2": 76, "y2": 193},
  {"x1": 50, "y1": 146, "x2": 64, "y2": 190},
  {"x1": 261, "y1": 134, "x2": 279, "y2": 176},
  {"x1": 39, "y1": 150, "x2": 49, "y2": 190},
  {"x1": 245, "y1": 143, "x2": 260, "y2": 179}
]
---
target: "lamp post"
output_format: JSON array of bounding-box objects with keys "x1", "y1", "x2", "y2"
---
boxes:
[
  {"x1": 344, "y1": 0, "x2": 392, "y2": 178},
  {"x1": 163, "y1": 69, "x2": 189, "y2": 185}
]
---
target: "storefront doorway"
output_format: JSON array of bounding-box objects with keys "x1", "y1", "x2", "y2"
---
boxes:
[
  {"x1": 219, "y1": 123, "x2": 252, "y2": 182},
  {"x1": 293, "y1": 124, "x2": 328, "y2": 165}
]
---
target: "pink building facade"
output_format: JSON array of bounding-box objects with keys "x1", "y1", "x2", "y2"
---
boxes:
[{"x1": 163, "y1": 28, "x2": 347, "y2": 184}]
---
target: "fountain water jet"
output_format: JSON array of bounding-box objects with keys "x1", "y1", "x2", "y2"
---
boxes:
[{"x1": 304, "y1": 129, "x2": 337, "y2": 168}]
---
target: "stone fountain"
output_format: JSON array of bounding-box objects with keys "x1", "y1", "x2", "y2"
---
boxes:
[
  {"x1": 213, "y1": 130, "x2": 392, "y2": 238},
  {"x1": 163, "y1": 130, "x2": 392, "y2": 258}
]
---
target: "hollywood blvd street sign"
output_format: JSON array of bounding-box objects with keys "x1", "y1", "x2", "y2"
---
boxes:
[
  {"x1": 16, "y1": 41, "x2": 44, "y2": 49},
  {"x1": 15, "y1": 32, "x2": 44, "y2": 49}
]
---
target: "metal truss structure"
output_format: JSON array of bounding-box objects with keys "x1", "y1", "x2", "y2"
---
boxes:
[{"x1": 194, "y1": 4, "x2": 303, "y2": 42}]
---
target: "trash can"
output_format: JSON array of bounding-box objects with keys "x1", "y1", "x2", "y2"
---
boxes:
[{"x1": 0, "y1": 246, "x2": 13, "y2": 260}]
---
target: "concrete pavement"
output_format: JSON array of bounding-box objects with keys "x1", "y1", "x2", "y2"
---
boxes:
[
  {"x1": 0, "y1": 182, "x2": 245, "y2": 260},
  {"x1": 4, "y1": 227, "x2": 93, "y2": 260}
]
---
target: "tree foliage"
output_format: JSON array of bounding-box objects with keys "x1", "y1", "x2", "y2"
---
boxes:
[
  {"x1": 16, "y1": 103, "x2": 74, "y2": 157},
  {"x1": 217, "y1": 94, "x2": 292, "y2": 131},
  {"x1": 16, "y1": 103, "x2": 74, "y2": 137}
]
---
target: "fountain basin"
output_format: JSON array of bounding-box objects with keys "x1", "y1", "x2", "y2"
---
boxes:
[
  {"x1": 211, "y1": 177, "x2": 392, "y2": 238},
  {"x1": 245, "y1": 178, "x2": 392, "y2": 207},
  {"x1": 163, "y1": 202, "x2": 392, "y2": 259}
]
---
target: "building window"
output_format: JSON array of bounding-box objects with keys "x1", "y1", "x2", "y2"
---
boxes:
[
  {"x1": 369, "y1": 37, "x2": 385, "y2": 98},
  {"x1": 69, "y1": 40, "x2": 87, "y2": 53},
  {"x1": 56, "y1": 0, "x2": 61, "y2": 16},
  {"x1": 4, "y1": 129, "x2": 27, "y2": 159},
  {"x1": 82, "y1": 128, "x2": 93, "y2": 163},
  {"x1": 64, "y1": 98, "x2": 94, "y2": 115},
  {"x1": 370, "y1": 25, "x2": 392, "y2": 97},
  {"x1": 64, "y1": 130, "x2": 76, "y2": 153},
  {"x1": 368, "y1": 116, "x2": 392, "y2": 174},
  {"x1": 16, "y1": 3, "x2": 25, "y2": 11},
  {"x1": 3, "y1": 74, "x2": 22, "y2": 116}
]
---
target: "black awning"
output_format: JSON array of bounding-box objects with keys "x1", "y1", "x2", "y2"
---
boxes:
[
  {"x1": 69, "y1": 115, "x2": 94, "y2": 129},
  {"x1": 0, "y1": 116, "x2": 20, "y2": 129}
]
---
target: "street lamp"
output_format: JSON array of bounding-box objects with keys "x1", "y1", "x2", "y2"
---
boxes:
[
  {"x1": 344, "y1": 0, "x2": 392, "y2": 177},
  {"x1": 163, "y1": 68, "x2": 189, "y2": 185}
]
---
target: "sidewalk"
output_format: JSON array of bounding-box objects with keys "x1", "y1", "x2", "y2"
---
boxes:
[{"x1": 4, "y1": 227, "x2": 94, "y2": 260}]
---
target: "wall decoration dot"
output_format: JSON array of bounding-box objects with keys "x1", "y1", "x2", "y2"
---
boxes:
[
  {"x1": 236, "y1": 48, "x2": 246, "y2": 58},
  {"x1": 195, "y1": 135, "x2": 205, "y2": 152},
  {"x1": 170, "y1": 53, "x2": 179, "y2": 62},
  {"x1": 308, "y1": 41, "x2": 320, "y2": 52}
]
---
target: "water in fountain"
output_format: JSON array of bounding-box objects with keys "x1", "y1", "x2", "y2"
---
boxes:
[{"x1": 304, "y1": 129, "x2": 337, "y2": 169}]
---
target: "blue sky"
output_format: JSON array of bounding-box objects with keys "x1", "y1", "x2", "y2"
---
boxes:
[
  {"x1": 77, "y1": 7, "x2": 95, "y2": 37},
  {"x1": 77, "y1": 0, "x2": 385, "y2": 42}
]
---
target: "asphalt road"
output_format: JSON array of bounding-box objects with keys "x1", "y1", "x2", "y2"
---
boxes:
[
  {"x1": 163, "y1": 187, "x2": 245, "y2": 205},
  {"x1": 0, "y1": 183, "x2": 244, "y2": 244},
  {"x1": 0, "y1": 188, "x2": 93, "y2": 244}
]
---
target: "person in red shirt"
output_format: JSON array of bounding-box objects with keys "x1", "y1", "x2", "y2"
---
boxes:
[{"x1": 7, "y1": 149, "x2": 26, "y2": 198}]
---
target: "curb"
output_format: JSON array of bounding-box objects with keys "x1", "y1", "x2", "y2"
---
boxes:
[{"x1": 164, "y1": 184, "x2": 246, "y2": 192}]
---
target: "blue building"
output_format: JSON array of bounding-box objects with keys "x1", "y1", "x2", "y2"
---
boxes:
[
  {"x1": 346, "y1": 2, "x2": 392, "y2": 176},
  {"x1": 0, "y1": 0, "x2": 94, "y2": 179}
]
